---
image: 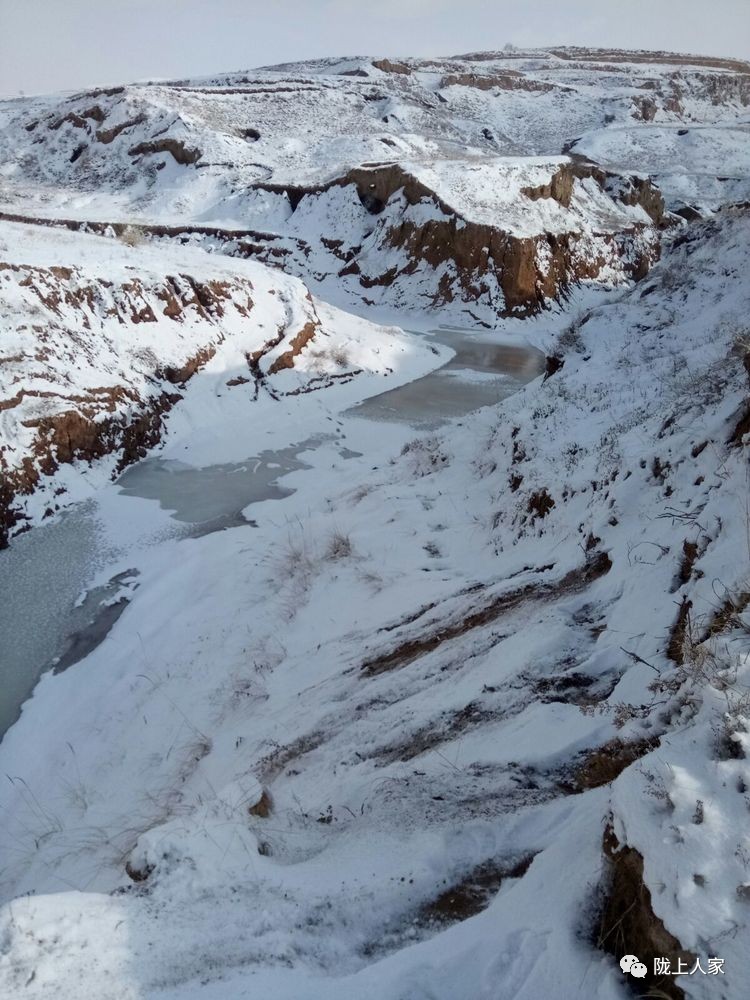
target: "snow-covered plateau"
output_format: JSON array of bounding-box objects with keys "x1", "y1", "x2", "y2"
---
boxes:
[{"x1": 0, "y1": 46, "x2": 749, "y2": 1000}]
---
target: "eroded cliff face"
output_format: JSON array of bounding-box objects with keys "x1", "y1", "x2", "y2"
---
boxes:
[
  {"x1": 0, "y1": 220, "x2": 400, "y2": 547},
  {"x1": 374, "y1": 205, "x2": 659, "y2": 315},
  {"x1": 0, "y1": 391, "x2": 183, "y2": 547},
  {"x1": 0, "y1": 160, "x2": 664, "y2": 322},
  {"x1": 440, "y1": 71, "x2": 556, "y2": 93},
  {"x1": 230, "y1": 162, "x2": 665, "y2": 318},
  {"x1": 0, "y1": 262, "x2": 255, "y2": 545},
  {"x1": 632, "y1": 69, "x2": 750, "y2": 119},
  {"x1": 598, "y1": 828, "x2": 693, "y2": 1000}
]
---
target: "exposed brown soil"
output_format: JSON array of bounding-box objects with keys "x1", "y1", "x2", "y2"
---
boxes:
[
  {"x1": 618, "y1": 175, "x2": 666, "y2": 225},
  {"x1": 677, "y1": 539, "x2": 699, "y2": 587},
  {"x1": 49, "y1": 112, "x2": 91, "y2": 131},
  {"x1": 375, "y1": 701, "x2": 496, "y2": 765},
  {"x1": 522, "y1": 165, "x2": 576, "y2": 206},
  {"x1": 361, "y1": 552, "x2": 611, "y2": 677},
  {"x1": 372, "y1": 59, "x2": 412, "y2": 75},
  {"x1": 245, "y1": 327, "x2": 285, "y2": 399},
  {"x1": 597, "y1": 826, "x2": 694, "y2": 1000},
  {"x1": 125, "y1": 859, "x2": 155, "y2": 883},
  {"x1": 158, "y1": 344, "x2": 218, "y2": 385},
  {"x1": 416, "y1": 854, "x2": 535, "y2": 926},
  {"x1": 728, "y1": 401, "x2": 750, "y2": 445},
  {"x1": 547, "y1": 47, "x2": 750, "y2": 74},
  {"x1": 567, "y1": 737, "x2": 659, "y2": 792},
  {"x1": 543, "y1": 355, "x2": 564, "y2": 381},
  {"x1": 441, "y1": 72, "x2": 555, "y2": 93},
  {"x1": 0, "y1": 263, "x2": 255, "y2": 547},
  {"x1": 96, "y1": 114, "x2": 147, "y2": 144},
  {"x1": 267, "y1": 319, "x2": 319, "y2": 374},
  {"x1": 533, "y1": 668, "x2": 618, "y2": 706},
  {"x1": 116, "y1": 395, "x2": 184, "y2": 471},
  {"x1": 632, "y1": 95, "x2": 658, "y2": 121},
  {"x1": 252, "y1": 161, "x2": 663, "y2": 315},
  {"x1": 257, "y1": 730, "x2": 326, "y2": 783},
  {"x1": 128, "y1": 138, "x2": 202, "y2": 165},
  {"x1": 362, "y1": 853, "x2": 536, "y2": 959},
  {"x1": 169, "y1": 85, "x2": 323, "y2": 97},
  {"x1": 0, "y1": 209, "x2": 284, "y2": 252},
  {"x1": 68, "y1": 85, "x2": 125, "y2": 101},
  {"x1": 375, "y1": 667, "x2": 616, "y2": 766},
  {"x1": 248, "y1": 789, "x2": 273, "y2": 818},
  {"x1": 0, "y1": 387, "x2": 184, "y2": 549},
  {"x1": 527, "y1": 488, "x2": 555, "y2": 519},
  {"x1": 679, "y1": 71, "x2": 750, "y2": 107},
  {"x1": 386, "y1": 217, "x2": 655, "y2": 316}
]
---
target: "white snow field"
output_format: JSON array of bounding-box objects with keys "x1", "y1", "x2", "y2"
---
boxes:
[{"x1": 0, "y1": 47, "x2": 749, "y2": 1000}]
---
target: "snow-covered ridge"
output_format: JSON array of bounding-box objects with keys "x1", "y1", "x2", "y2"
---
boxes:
[
  {"x1": 0, "y1": 153, "x2": 666, "y2": 324},
  {"x1": 2, "y1": 45, "x2": 747, "y2": 220},
  {"x1": 1, "y1": 45, "x2": 745, "y2": 332},
  {"x1": 0, "y1": 45, "x2": 745, "y2": 332}
]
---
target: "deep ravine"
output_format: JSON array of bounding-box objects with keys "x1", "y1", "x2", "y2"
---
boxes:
[{"x1": 1, "y1": 44, "x2": 749, "y2": 1000}]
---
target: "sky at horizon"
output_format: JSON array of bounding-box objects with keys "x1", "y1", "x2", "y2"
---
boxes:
[{"x1": 1, "y1": 0, "x2": 749, "y2": 97}]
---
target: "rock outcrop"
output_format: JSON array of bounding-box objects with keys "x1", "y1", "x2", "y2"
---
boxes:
[{"x1": 441, "y1": 71, "x2": 556, "y2": 93}]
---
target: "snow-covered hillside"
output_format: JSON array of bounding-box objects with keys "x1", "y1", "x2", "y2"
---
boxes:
[
  {"x1": 1, "y1": 47, "x2": 749, "y2": 1000},
  {"x1": 0, "y1": 221, "x2": 433, "y2": 544},
  {"x1": 3, "y1": 44, "x2": 748, "y2": 326}
]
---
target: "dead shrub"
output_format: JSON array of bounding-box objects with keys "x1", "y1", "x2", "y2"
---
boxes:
[
  {"x1": 119, "y1": 224, "x2": 146, "y2": 247},
  {"x1": 557, "y1": 321, "x2": 585, "y2": 354},
  {"x1": 308, "y1": 344, "x2": 350, "y2": 373},
  {"x1": 527, "y1": 488, "x2": 555, "y2": 520},
  {"x1": 330, "y1": 345, "x2": 350, "y2": 368},
  {"x1": 400, "y1": 436, "x2": 449, "y2": 478}
]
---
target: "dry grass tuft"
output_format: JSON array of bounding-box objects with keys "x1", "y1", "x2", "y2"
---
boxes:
[
  {"x1": 119, "y1": 224, "x2": 147, "y2": 247},
  {"x1": 324, "y1": 530, "x2": 353, "y2": 561}
]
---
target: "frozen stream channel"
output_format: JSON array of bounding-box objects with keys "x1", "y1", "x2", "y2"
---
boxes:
[{"x1": 0, "y1": 325, "x2": 544, "y2": 740}]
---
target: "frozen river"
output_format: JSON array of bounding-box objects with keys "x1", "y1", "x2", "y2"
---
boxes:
[{"x1": 0, "y1": 324, "x2": 543, "y2": 740}]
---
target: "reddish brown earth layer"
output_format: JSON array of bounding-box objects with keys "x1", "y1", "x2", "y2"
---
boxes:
[{"x1": 0, "y1": 264, "x2": 255, "y2": 547}]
